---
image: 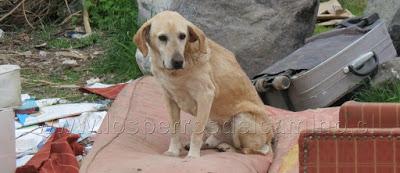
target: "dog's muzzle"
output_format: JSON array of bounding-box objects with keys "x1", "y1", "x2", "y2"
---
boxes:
[
  {"x1": 171, "y1": 52, "x2": 184, "y2": 69},
  {"x1": 171, "y1": 60, "x2": 183, "y2": 69}
]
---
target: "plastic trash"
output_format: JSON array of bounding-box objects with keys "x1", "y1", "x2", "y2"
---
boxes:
[
  {"x1": 15, "y1": 127, "x2": 54, "y2": 156},
  {"x1": 58, "y1": 111, "x2": 107, "y2": 141},
  {"x1": 16, "y1": 155, "x2": 34, "y2": 167}
]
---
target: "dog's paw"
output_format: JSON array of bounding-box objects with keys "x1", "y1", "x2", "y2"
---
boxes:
[
  {"x1": 240, "y1": 144, "x2": 272, "y2": 155},
  {"x1": 256, "y1": 144, "x2": 271, "y2": 155},
  {"x1": 204, "y1": 135, "x2": 220, "y2": 149},
  {"x1": 216, "y1": 143, "x2": 236, "y2": 152},
  {"x1": 185, "y1": 153, "x2": 200, "y2": 159},
  {"x1": 184, "y1": 143, "x2": 211, "y2": 150},
  {"x1": 163, "y1": 150, "x2": 180, "y2": 157}
]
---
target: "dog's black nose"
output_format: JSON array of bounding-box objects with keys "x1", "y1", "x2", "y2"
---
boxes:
[{"x1": 172, "y1": 60, "x2": 183, "y2": 69}]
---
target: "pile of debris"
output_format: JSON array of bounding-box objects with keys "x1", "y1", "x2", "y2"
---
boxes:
[
  {"x1": 317, "y1": 0, "x2": 354, "y2": 26},
  {"x1": 0, "y1": 64, "x2": 130, "y2": 172},
  {"x1": 15, "y1": 94, "x2": 108, "y2": 164},
  {"x1": 14, "y1": 79, "x2": 129, "y2": 167}
]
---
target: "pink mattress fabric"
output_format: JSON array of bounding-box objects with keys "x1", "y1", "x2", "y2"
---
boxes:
[{"x1": 79, "y1": 76, "x2": 339, "y2": 173}]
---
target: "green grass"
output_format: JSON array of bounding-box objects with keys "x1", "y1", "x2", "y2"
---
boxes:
[
  {"x1": 86, "y1": 0, "x2": 142, "y2": 83},
  {"x1": 91, "y1": 40, "x2": 142, "y2": 83},
  {"x1": 314, "y1": 25, "x2": 334, "y2": 35},
  {"x1": 354, "y1": 81, "x2": 400, "y2": 102},
  {"x1": 339, "y1": 0, "x2": 368, "y2": 16},
  {"x1": 47, "y1": 34, "x2": 99, "y2": 49}
]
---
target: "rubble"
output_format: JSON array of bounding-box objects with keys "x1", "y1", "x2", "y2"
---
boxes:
[
  {"x1": 33, "y1": 43, "x2": 47, "y2": 49},
  {"x1": 56, "y1": 50, "x2": 88, "y2": 60},
  {"x1": 62, "y1": 59, "x2": 79, "y2": 68},
  {"x1": 13, "y1": 94, "x2": 110, "y2": 168},
  {"x1": 317, "y1": 0, "x2": 354, "y2": 26}
]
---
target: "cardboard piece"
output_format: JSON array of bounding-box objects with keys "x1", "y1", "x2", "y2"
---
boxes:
[
  {"x1": 15, "y1": 127, "x2": 54, "y2": 156},
  {"x1": 317, "y1": 19, "x2": 344, "y2": 26},
  {"x1": 318, "y1": 0, "x2": 354, "y2": 26},
  {"x1": 0, "y1": 108, "x2": 16, "y2": 173},
  {"x1": 19, "y1": 103, "x2": 105, "y2": 127},
  {"x1": 58, "y1": 111, "x2": 107, "y2": 141}
]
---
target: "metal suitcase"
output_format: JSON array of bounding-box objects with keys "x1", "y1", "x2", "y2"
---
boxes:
[{"x1": 253, "y1": 14, "x2": 398, "y2": 111}]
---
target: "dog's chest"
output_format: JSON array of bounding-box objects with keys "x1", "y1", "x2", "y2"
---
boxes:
[
  {"x1": 172, "y1": 91, "x2": 197, "y2": 115},
  {"x1": 159, "y1": 79, "x2": 198, "y2": 115},
  {"x1": 167, "y1": 86, "x2": 197, "y2": 115}
]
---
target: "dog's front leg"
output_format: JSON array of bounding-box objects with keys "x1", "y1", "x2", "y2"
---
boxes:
[
  {"x1": 164, "y1": 96, "x2": 182, "y2": 157},
  {"x1": 187, "y1": 91, "x2": 214, "y2": 158}
]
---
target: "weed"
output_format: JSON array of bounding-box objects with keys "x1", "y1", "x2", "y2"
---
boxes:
[
  {"x1": 85, "y1": 0, "x2": 142, "y2": 83},
  {"x1": 314, "y1": 25, "x2": 334, "y2": 35},
  {"x1": 353, "y1": 80, "x2": 400, "y2": 102},
  {"x1": 48, "y1": 34, "x2": 99, "y2": 49},
  {"x1": 338, "y1": 0, "x2": 368, "y2": 16},
  {"x1": 33, "y1": 26, "x2": 99, "y2": 49}
]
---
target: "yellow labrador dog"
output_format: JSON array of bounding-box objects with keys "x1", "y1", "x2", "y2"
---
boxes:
[{"x1": 134, "y1": 11, "x2": 273, "y2": 158}]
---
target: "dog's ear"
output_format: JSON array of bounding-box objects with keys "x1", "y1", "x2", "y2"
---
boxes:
[
  {"x1": 188, "y1": 24, "x2": 207, "y2": 54},
  {"x1": 133, "y1": 21, "x2": 151, "y2": 57}
]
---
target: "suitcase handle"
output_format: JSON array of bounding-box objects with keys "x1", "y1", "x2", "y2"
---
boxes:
[{"x1": 345, "y1": 52, "x2": 379, "y2": 76}]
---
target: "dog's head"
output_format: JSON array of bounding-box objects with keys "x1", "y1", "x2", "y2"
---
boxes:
[{"x1": 134, "y1": 11, "x2": 207, "y2": 70}]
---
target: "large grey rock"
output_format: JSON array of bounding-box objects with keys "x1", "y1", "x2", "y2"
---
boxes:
[
  {"x1": 135, "y1": 0, "x2": 319, "y2": 77},
  {"x1": 365, "y1": 0, "x2": 400, "y2": 55},
  {"x1": 390, "y1": 10, "x2": 400, "y2": 55},
  {"x1": 365, "y1": 0, "x2": 400, "y2": 27},
  {"x1": 135, "y1": 50, "x2": 152, "y2": 75},
  {"x1": 372, "y1": 58, "x2": 400, "y2": 86}
]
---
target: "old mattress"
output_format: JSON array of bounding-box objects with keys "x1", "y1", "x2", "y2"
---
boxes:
[{"x1": 80, "y1": 76, "x2": 339, "y2": 173}]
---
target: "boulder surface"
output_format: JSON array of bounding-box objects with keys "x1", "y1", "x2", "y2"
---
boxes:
[
  {"x1": 372, "y1": 58, "x2": 400, "y2": 86},
  {"x1": 390, "y1": 10, "x2": 400, "y2": 55},
  {"x1": 365, "y1": 0, "x2": 400, "y2": 55}
]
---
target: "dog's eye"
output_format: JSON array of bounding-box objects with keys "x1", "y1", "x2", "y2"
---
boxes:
[
  {"x1": 158, "y1": 35, "x2": 168, "y2": 42},
  {"x1": 178, "y1": 33, "x2": 186, "y2": 40}
]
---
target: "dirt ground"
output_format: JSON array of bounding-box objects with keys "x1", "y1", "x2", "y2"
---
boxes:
[{"x1": 0, "y1": 28, "x2": 104, "y2": 101}]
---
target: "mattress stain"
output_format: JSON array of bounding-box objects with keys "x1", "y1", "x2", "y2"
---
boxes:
[{"x1": 278, "y1": 144, "x2": 299, "y2": 173}]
